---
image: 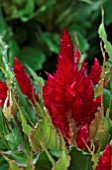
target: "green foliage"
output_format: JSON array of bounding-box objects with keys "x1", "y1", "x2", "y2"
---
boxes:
[
  {"x1": 52, "y1": 151, "x2": 70, "y2": 170},
  {"x1": 0, "y1": 155, "x2": 9, "y2": 170},
  {"x1": 0, "y1": 138, "x2": 9, "y2": 170},
  {"x1": 21, "y1": 47, "x2": 45, "y2": 70},
  {"x1": 0, "y1": 36, "x2": 71, "y2": 170},
  {"x1": 30, "y1": 103, "x2": 66, "y2": 152},
  {"x1": 103, "y1": 88, "x2": 112, "y2": 117},
  {"x1": 35, "y1": 152, "x2": 52, "y2": 170},
  {"x1": 98, "y1": 8, "x2": 112, "y2": 60},
  {"x1": 69, "y1": 146, "x2": 93, "y2": 170},
  {"x1": 1, "y1": 0, "x2": 112, "y2": 75},
  {"x1": 1, "y1": 2, "x2": 112, "y2": 169},
  {"x1": 98, "y1": 9, "x2": 112, "y2": 120},
  {"x1": 89, "y1": 97, "x2": 111, "y2": 152}
]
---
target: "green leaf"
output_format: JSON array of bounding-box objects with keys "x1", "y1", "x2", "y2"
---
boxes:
[
  {"x1": 30, "y1": 104, "x2": 66, "y2": 152},
  {"x1": 19, "y1": 107, "x2": 32, "y2": 136},
  {"x1": 0, "y1": 108, "x2": 25, "y2": 151},
  {"x1": 89, "y1": 111, "x2": 102, "y2": 140},
  {"x1": 9, "y1": 161, "x2": 23, "y2": 170},
  {"x1": 5, "y1": 125, "x2": 25, "y2": 150},
  {"x1": 0, "y1": 155, "x2": 9, "y2": 170},
  {"x1": 52, "y1": 151, "x2": 70, "y2": 170},
  {"x1": 102, "y1": 115, "x2": 111, "y2": 144},
  {"x1": 98, "y1": 8, "x2": 112, "y2": 60},
  {"x1": 103, "y1": 0, "x2": 112, "y2": 25},
  {"x1": 0, "y1": 136, "x2": 9, "y2": 169},
  {"x1": 69, "y1": 146, "x2": 93, "y2": 170},
  {"x1": 21, "y1": 47, "x2": 45, "y2": 70},
  {"x1": 0, "y1": 6, "x2": 8, "y2": 37},
  {"x1": 0, "y1": 152, "x2": 23, "y2": 170},
  {"x1": 89, "y1": 107, "x2": 111, "y2": 152},
  {"x1": 35, "y1": 152, "x2": 52, "y2": 170},
  {"x1": 0, "y1": 36, "x2": 9, "y2": 66},
  {"x1": 0, "y1": 36, "x2": 15, "y2": 82},
  {"x1": 91, "y1": 115, "x2": 111, "y2": 151},
  {"x1": 103, "y1": 89, "x2": 111, "y2": 114},
  {"x1": 4, "y1": 151, "x2": 28, "y2": 167},
  {"x1": 75, "y1": 31, "x2": 89, "y2": 53},
  {"x1": 9, "y1": 38, "x2": 20, "y2": 66},
  {"x1": 0, "y1": 108, "x2": 9, "y2": 136},
  {"x1": 41, "y1": 33, "x2": 59, "y2": 54},
  {"x1": 25, "y1": 64, "x2": 44, "y2": 86},
  {"x1": 3, "y1": 146, "x2": 35, "y2": 168},
  {"x1": 18, "y1": 0, "x2": 35, "y2": 21}
]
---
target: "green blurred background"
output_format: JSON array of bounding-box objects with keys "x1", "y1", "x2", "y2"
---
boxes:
[{"x1": 0, "y1": 0, "x2": 111, "y2": 79}]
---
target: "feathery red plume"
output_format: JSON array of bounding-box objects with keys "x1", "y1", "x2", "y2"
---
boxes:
[
  {"x1": 14, "y1": 57, "x2": 38, "y2": 104},
  {"x1": 89, "y1": 58, "x2": 102, "y2": 85},
  {"x1": 96, "y1": 144, "x2": 112, "y2": 170},
  {"x1": 43, "y1": 30, "x2": 101, "y2": 140},
  {"x1": 0, "y1": 81, "x2": 7, "y2": 107},
  {"x1": 76, "y1": 124, "x2": 89, "y2": 151}
]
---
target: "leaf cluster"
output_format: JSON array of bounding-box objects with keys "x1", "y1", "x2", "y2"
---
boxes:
[
  {"x1": 0, "y1": 4, "x2": 112, "y2": 170},
  {"x1": 0, "y1": 0, "x2": 112, "y2": 77}
]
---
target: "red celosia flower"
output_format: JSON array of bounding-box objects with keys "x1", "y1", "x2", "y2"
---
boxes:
[
  {"x1": 0, "y1": 58, "x2": 38, "y2": 108},
  {"x1": 96, "y1": 144, "x2": 112, "y2": 170},
  {"x1": 43, "y1": 30, "x2": 101, "y2": 139},
  {"x1": 0, "y1": 81, "x2": 7, "y2": 107},
  {"x1": 76, "y1": 124, "x2": 89, "y2": 151},
  {"x1": 14, "y1": 57, "x2": 38, "y2": 104},
  {"x1": 89, "y1": 58, "x2": 102, "y2": 85}
]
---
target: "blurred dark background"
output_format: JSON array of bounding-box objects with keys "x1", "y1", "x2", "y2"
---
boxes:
[{"x1": 0, "y1": 0, "x2": 112, "y2": 79}]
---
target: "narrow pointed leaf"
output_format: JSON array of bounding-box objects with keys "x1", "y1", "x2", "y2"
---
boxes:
[
  {"x1": 35, "y1": 152, "x2": 52, "y2": 170},
  {"x1": 98, "y1": 8, "x2": 112, "y2": 60},
  {"x1": 19, "y1": 109, "x2": 32, "y2": 136},
  {"x1": 52, "y1": 151, "x2": 70, "y2": 170},
  {"x1": 30, "y1": 103, "x2": 66, "y2": 152},
  {"x1": 0, "y1": 152, "x2": 23, "y2": 170},
  {"x1": 69, "y1": 146, "x2": 93, "y2": 170}
]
